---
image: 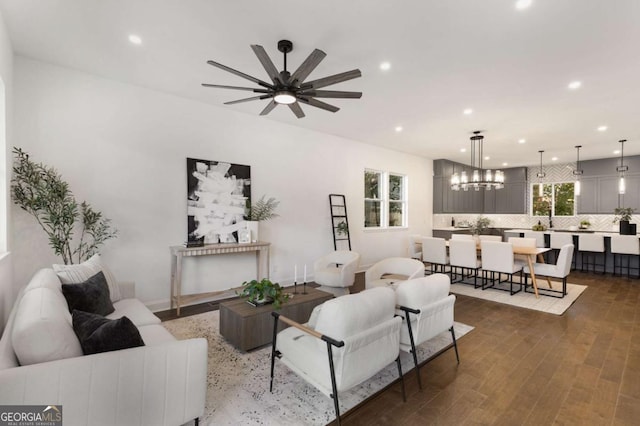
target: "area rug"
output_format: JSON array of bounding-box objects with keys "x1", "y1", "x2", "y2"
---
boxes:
[
  {"x1": 450, "y1": 279, "x2": 587, "y2": 315},
  {"x1": 163, "y1": 310, "x2": 473, "y2": 425}
]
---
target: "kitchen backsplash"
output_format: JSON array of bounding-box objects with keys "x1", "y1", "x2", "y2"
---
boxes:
[{"x1": 433, "y1": 214, "x2": 625, "y2": 232}]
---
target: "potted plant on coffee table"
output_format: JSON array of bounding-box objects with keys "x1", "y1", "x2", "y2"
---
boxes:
[{"x1": 238, "y1": 278, "x2": 289, "y2": 309}]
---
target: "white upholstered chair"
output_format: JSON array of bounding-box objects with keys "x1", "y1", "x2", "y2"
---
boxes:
[
  {"x1": 408, "y1": 234, "x2": 423, "y2": 260},
  {"x1": 395, "y1": 274, "x2": 459, "y2": 390},
  {"x1": 524, "y1": 231, "x2": 546, "y2": 248},
  {"x1": 365, "y1": 257, "x2": 425, "y2": 289},
  {"x1": 449, "y1": 239, "x2": 481, "y2": 287},
  {"x1": 550, "y1": 232, "x2": 575, "y2": 267},
  {"x1": 523, "y1": 244, "x2": 574, "y2": 298},
  {"x1": 610, "y1": 235, "x2": 640, "y2": 278},
  {"x1": 313, "y1": 251, "x2": 360, "y2": 296},
  {"x1": 270, "y1": 287, "x2": 405, "y2": 424},
  {"x1": 478, "y1": 235, "x2": 502, "y2": 242},
  {"x1": 451, "y1": 234, "x2": 474, "y2": 240},
  {"x1": 421, "y1": 237, "x2": 449, "y2": 274},
  {"x1": 480, "y1": 241, "x2": 523, "y2": 295}
]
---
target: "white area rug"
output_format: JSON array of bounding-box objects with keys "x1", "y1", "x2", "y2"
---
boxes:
[
  {"x1": 163, "y1": 310, "x2": 473, "y2": 425},
  {"x1": 450, "y1": 280, "x2": 587, "y2": 315}
]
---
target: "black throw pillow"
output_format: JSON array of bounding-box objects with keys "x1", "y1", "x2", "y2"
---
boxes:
[
  {"x1": 72, "y1": 310, "x2": 145, "y2": 355},
  {"x1": 62, "y1": 271, "x2": 115, "y2": 316}
]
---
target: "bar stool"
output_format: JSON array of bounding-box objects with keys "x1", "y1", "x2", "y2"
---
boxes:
[
  {"x1": 610, "y1": 235, "x2": 640, "y2": 278},
  {"x1": 524, "y1": 231, "x2": 546, "y2": 248},
  {"x1": 550, "y1": 232, "x2": 575, "y2": 268},
  {"x1": 578, "y1": 234, "x2": 606, "y2": 274}
]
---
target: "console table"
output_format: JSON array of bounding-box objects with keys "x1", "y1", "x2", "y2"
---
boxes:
[{"x1": 170, "y1": 241, "x2": 270, "y2": 316}]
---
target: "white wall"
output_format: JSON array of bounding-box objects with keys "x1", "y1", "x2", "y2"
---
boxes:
[
  {"x1": 12, "y1": 57, "x2": 433, "y2": 310},
  {"x1": 0, "y1": 9, "x2": 14, "y2": 332}
]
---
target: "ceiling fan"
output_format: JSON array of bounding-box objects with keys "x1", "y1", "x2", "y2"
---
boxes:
[{"x1": 202, "y1": 40, "x2": 362, "y2": 118}]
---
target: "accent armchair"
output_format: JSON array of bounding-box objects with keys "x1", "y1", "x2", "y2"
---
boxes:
[
  {"x1": 364, "y1": 257, "x2": 425, "y2": 289},
  {"x1": 313, "y1": 250, "x2": 360, "y2": 296},
  {"x1": 270, "y1": 287, "x2": 405, "y2": 425}
]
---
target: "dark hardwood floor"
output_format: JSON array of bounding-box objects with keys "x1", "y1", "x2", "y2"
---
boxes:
[{"x1": 158, "y1": 272, "x2": 640, "y2": 425}]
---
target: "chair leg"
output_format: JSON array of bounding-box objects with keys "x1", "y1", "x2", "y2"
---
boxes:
[
  {"x1": 403, "y1": 310, "x2": 422, "y2": 390},
  {"x1": 326, "y1": 343, "x2": 341, "y2": 425},
  {"x1": 270, "y1": 315, "x2": 280, "y2": 393},
  {"x1": 450, "y1": 326, "x2": 460, "y2": 364},
  {"x1": 194, "y1": 418, "x2": 199, "y2": 426},
  {"x1": 396, "y1": 356, "x2": 407, "y2": 403}
]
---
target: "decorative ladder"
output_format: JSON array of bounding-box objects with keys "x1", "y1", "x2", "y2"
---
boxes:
[{"x1": 329, "y1": 194, "x2": 351, "y2": 250}]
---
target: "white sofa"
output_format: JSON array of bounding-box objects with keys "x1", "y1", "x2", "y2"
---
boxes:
[{"x1": 0, "y1": 268, "x2": 208, "y2": 426}]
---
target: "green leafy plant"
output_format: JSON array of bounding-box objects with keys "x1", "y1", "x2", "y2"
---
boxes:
[
  {"x1": 470, "y1": 215, "x2": 492, "y2": 235},
  {"x1": 249, "y1": 195, "x2": 280, "y2": 221},
  {"x1": 579, "y1": 220, "x2": 591, "y2": 229},
  {"x1": 614, "y1": 207, "x2": 635, "y2": 223},
  {"x1": 532, "y1": 222, "x2": 547, "y2": 231},
  {"x1": 336, "y1": 221, "x2": 349, "y2": 236},
  {"x1": 237, "y1": 278, "x2": 289, "y2": 309},
  {"x1": 11, "y1": 147, "x2": 117, "y2": 264}
]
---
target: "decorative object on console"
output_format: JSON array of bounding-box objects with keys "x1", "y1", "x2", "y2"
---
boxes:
[
  {"x1": 246, "y1": 194, "x2": 280, "y2": 242},
  {"x1": 237, "y1": 278, "x2": 289, "y2": 309},
  {"x1": 11, "y1": 147, "x2": 118, "y2": 264},
  {"x1": 202, "y1": 39, "x2": 362, "y2": 118},
  {"x1": 450, "y1": 131, "x2": 504, "y2": 191},
  {"x1": 614, "y1": 207, "x2": 636, "y2": 235},
  {"x1": 187, "y1": 158, "x2": 251, "y2": 245}
]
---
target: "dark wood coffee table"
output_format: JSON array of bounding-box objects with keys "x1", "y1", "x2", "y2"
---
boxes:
[{"x1": 219, "y1": 286, "x2": 333, "y2": 351}]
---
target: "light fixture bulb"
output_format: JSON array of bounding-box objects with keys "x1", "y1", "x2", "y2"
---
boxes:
[
  {"x1": 274, "y1": 91, "x2": 296, "y2": 105},
  {"x1": 619, "y1": 177, "x2": 626, "y2": 195},
  {"x1": 538, "y1": 183, "x2": 543, "y2": 197},
  {"x1": 575, "y1": 180, "x2": 581, "y2": 196},
  {"x1": 472, "y1": 170, "x2": 480, "y2": 183},
  {"x1": 128, "y1": 34, "x2": 142, "y2": 45}
]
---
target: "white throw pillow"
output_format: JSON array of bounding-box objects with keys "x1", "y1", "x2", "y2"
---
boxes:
[{"x1": 53, "y1": 254, "x2": 121, "y2": 302}]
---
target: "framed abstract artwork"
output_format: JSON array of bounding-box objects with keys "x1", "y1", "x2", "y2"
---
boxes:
[{"x1": 186, "y1": 158, "x2": 251, "y2": 245}]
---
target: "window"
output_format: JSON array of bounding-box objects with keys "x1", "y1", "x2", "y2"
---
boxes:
[
  {"x1": 531, "y1": 182, "x2": 575, "y2": 216},
  {"x1": 364, "y1": 169, "x2": 407, "y2": 228}
]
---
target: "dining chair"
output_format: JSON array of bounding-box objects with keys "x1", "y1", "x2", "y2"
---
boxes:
[
  {"x1": 478, "y1": 235, "x2": 502, "y2": 242},
  {"x1": 508, "y1": 237, "x2": 537, "y2": 268},
  {"x1": 408, "y1": 234, "x2": 423, "y2": 260},
  {"x1": 451, "y1": 234, "x2": 474, "y2": 240},
  {"x1": 550, "y1": 232, "x2": 575, "y2": 267},
  {"x1": 610, "y1": 235, "x2": 640, "y2": 278},
  {"x1": 524, "y1": 231, "x2": 546, "y2": 248},
  {"x1": 421, "y1": 237, "x2": 449, "y2": 275},
  {"x1": 395, "y1": 274, "x2": 458, "y2": 390},
  {"x1": 449, "y1": 239, "x2": 481, "y2": 288},
  {"x1": 523, "y1": 244, "x2": 574, "y2": 298},
  {"x1": 480, "y1": 241, "x2": 523, "y2": 295}
]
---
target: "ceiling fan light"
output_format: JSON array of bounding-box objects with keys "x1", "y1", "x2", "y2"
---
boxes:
[{"x1": 274, "y1": 91, "x2": 297, "y2": 105}]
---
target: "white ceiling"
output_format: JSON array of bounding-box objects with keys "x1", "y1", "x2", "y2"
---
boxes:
[{"x1": 1, "y1": 0, "x2": 639, "y2": 168}]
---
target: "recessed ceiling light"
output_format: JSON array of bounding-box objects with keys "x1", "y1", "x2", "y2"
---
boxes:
[
  {"x1": 568, "y1": 81, "x2": 582, "y2": 90},
  {"x1": 463, "y1": 108, "x2": 473, "y2": 115},
  {"x1": 518, "y1": 139, "x2": 526, "y2": 144},
  {"x1": 597, "y1": 125, "x2": 608, "y2": 132},
  {"x1": 379, "y1": 62, "x2": 391, "y2": 71},
  {"x1": 395, "y1": 126, "x2": 403, "y2": 132},
  {"x1": 484, "y1": 156, "x2": 490, "y2": 161},
  {"x1": 460, "y1": 148, "x2": 466, "y2": 153},
  {"x1": 552, "y1": 157, "x2": 558, "y2": 161},
  {"x1": 515, "y1": 0, "x2": 532, "y2": 10},
  {"x1": 502, "y1": 162, "x2": 508, "y2": 166},
  {"x1": 128, "y1": 34, "x2": 142, "y2": 45},
  {"x1": 614, "y1": 150, "x2": 621, "y2": 155}
]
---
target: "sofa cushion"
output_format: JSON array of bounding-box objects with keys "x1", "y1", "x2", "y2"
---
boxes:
[
  {"x1": 24, "y1": 268, "x2": 63, "y2": 293},
  {"x1": 62, "y1": 271, "x2": 115, "y2": 316},
  {"x1": 53, "y1": 254, "x2": 122, "y2": 302},
  {"x1": 11, "y1": 287, "x2": 83, "y2": 365},
  {"x1": 108, "y1": 298, "x2": 161, "y2": 327},
  {"x1": 72, "y1": 310, "x2": 145, "y2": 355},
  {"x1": 138, "y1": 324, "x2": 177, "y2": 345}
]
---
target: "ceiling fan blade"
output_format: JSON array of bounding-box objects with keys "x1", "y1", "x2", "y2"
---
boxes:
[
  {"x1": 300, "y1": 69, "x2": 362, "y2": 90},
  {"x1": 260, "y1": 100, "x2": 278, "y2": 116},
  {"x1": 288, "y1": 49, "x2": 326, "y2": 85},
  {"x1": 297, "y1": 90, "x2": 362, "y2": 99},
  {"x1": 288, "y1": 102, "x2": 305, "y2": 118},
  {"x1": 202, "y1": 83, "x2": 271, "y2": 93},
  {"x1": 250, "y1": 45, "x2": 284, "y2": 85},
  {"x1": 224, "y1": 94, "x2": 273, "y2": 105},
  {"x1": 207, "y1": 60, "x2": 275, "y2": 90},
  {"x1": 297, "y1": 96, "x2": 340, "y2": 113}
]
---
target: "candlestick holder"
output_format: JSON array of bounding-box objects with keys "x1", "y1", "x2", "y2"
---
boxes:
[{"x1": 302, "y1": 281, "x2": 308, "y2": 295}]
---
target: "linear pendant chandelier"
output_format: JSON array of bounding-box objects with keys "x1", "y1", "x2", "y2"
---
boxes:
[
  {"x1": 450, "y1": 131, "x2": 504, "y2": 191},
  {"x1": 617, "y1": 139, "x2": 628, "y2": 195}
]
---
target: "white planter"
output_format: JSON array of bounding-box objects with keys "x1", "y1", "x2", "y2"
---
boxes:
[{"x1": 245, "y1": 221, "x2": 259, "y2": 243}]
